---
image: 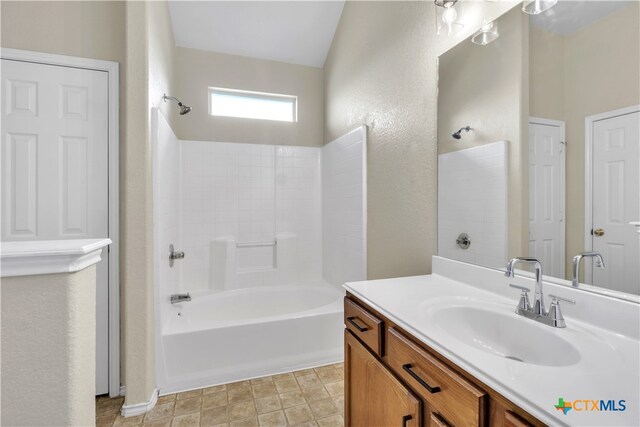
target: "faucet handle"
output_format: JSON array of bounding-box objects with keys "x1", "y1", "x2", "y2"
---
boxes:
[
  {"x1": 508, "y1": 284, "x2": 531, "y2": 311},
  {"x1": 508, "y1": 283, "x2": 531, "y2": 293},
  {"x1": 547, "y1": 295, "x2": 575, "y2": 328},
  {"x1": 548, "y1": 294, "x2": 576, "y2": 305}
]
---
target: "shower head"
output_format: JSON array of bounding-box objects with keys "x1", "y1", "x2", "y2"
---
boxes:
[
  {"x1": 179, "y1": 104, "x2": 192, "y2": 115},
  {"x1": 163, "y1": 94, "x2": 192, "y2": 115},
  {"x1": 452, "y1": 126, "x2": 471, "y2": 140}
]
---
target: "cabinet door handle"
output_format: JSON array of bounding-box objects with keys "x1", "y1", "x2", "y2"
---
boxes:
[
  {"x1": 347, "y1": 316, "x2": 368, "y2": 332},
  {"x1": 402, "y1": 414, "x2": 412, "y2": 427},
  {"x1": 402, "y1": 363, "x2": 441, "y2": 393}
]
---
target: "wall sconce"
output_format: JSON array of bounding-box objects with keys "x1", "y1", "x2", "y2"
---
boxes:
[
  {"x1": 522, "y1": 0, "x2": 557, "y2": 15},
  {"x1": 435, "y1": 0, "x2": 464, "y2": 36},
  {"x1": 471, "y1": 20, "x2": 499, "y2": 45}
]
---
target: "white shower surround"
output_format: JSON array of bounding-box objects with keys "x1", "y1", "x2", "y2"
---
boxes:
[
  {"x1": 179, "y1": 141, "x2": 323, "y2": 290},
  {"x1": 438, "y1": 141, "x2": 508, "y2": 269},
  {"x1": 153, "y1": 114, "x2": 366, "y2": 394},
  {"x1": 322, "y1": 126, "x2": 367, "y2": 287},
  {"x1": 152, "y1": 109, "x2": 182, "y2": 333}
]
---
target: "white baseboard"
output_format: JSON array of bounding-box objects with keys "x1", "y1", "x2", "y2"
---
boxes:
[{"x1": 120, "y1": 387, "x2": 158, "y2": 417}]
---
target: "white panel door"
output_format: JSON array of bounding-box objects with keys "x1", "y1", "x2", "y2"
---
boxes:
[
  {"x1": 1, "y1": 59, "x2": 110, "y2": 394},
  {"x1": 528, "y1": 120, "x2": 565, "y2": 279},
  {"x1": 591, "y1": 111, "x2": 640, "y2": 294}
]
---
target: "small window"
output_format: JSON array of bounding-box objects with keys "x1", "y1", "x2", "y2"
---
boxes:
[{"x1": 209, "y1": 87, "x2": 297, "y2": 122}]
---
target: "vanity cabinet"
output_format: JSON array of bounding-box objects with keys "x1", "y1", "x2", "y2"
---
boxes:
[
  {"x1": 345, "y1": 331, "x2": 422, "y2": 427},
  {"x1": 344, "y1": 295, "x2": 544, "y2": 427}
]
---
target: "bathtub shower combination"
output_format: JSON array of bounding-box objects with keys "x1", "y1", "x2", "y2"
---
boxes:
[{"x1": 152, "y1": 109, "x2": 366, "y2": 394}]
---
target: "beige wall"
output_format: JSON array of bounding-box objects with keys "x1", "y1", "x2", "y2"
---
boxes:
[
  {"x1": 149, "y1": 1, "x2": 178, "y2": 126},
  {"x1": 1, "y1": 267, "x2": 97, "y2": 426},
  {"x1": 438, "y1": 7, "x2": 529, "y2": 260},
  {"x1": 324, "y1": 1, "x2": 518, "y2": 279},
  {"x1": 438, "y1": 7, "x2": 527, "y2": 154},
  {"x1": 174, "y1": 47, "x2": 324, "y2": 146},
  {"x1": 0, "y1": 1, "x2": 126, "y2": 64},
  {"x1": 529, "y1": 4, "x2": 640, "y2": 278},
  {"x1": 564, "y1": 3, "x2": 640, "y2": 278},
  {"x1": 122, "y1": 1, "x2": 156, "y2": 407},
  {"x1": 529, "y1": 26, "x2": 565, "y2": 121},
  {"x1": 1, "y1": 0, "x2": 157, "y2": 407}
]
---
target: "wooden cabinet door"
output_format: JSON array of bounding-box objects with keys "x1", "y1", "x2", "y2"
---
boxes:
[
  {"x1": 429, "y1": 412, "x2": 452, "y2": 427},
  {"x1": 345, "y1": 330, "x2": 421, "y2": 427},
  {"x1": 504, "y1": 411, "x2": 533, "y2": 427}
]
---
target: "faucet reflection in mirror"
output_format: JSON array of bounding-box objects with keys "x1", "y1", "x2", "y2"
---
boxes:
[{"x1": 572, "y1": 252, "x2": 604, "y2": 287}]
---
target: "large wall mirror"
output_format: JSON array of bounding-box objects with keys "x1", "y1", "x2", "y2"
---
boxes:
[{"x1": 437, "y1": 1, "x2": 640, "y2": 298}]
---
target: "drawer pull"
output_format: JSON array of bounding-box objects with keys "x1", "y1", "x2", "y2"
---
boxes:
[
  {"x1": 402, "y1": 415, "x2": 412, "y2": 427},
  {"x1": 347, "y1": 316, "x2": 369, "y2": 332},
  {"x1": 402, "y1": 363, "x2": 441, "y2": 393}
]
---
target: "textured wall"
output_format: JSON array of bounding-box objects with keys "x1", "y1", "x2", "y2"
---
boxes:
[
  {"x1": 324, "y1": 1, "x2": 518, "y2": 279},
  {"x1": 1, "y1": 267, "x2": 97, "y2": 426},
  {"x1": 529, "y1": 26, "x2": 565, "y2": 122},
  {"x1": 148, "y1": 1, "x2": 178, "y2": 129},
  {"x1": 174, "y1": 47, "x2": 324, "y2": 147},
  {"x1": 121, "y1": 0, "x2": 156, "y2": 407},
  {"x1": 0, "y1": 1, "x2": 126, "y2": 63}
]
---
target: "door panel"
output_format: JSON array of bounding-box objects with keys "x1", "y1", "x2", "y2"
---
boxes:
[
  {"x1": 528, "y1": 121, "x2": 565, "y2": 278},
  {"x1": 592, "y1": 111, "x2": 640, "y2": 294},
  {"x1": 1, "y1": 59, "x2": 110, "y2": 394}
]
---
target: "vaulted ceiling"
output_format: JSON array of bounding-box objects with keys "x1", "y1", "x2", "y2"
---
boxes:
[{"x1": 168, "y1": 1, "x2": 345, "y2": 67}]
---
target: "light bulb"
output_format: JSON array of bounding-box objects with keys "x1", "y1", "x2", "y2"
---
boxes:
[
  {"x1": 480, "y1": 21, "x2": 494, "y2": 32},
  {"x1": 436, "y1": 1, "x2": 463, "y2": 37},
  {"x1": 442, "y1": 4, "x2": 458, "y2": 24}
]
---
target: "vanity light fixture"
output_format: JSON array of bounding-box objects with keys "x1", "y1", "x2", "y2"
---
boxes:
[
  {"x1": 522, "y1": 0, "x2": 557, "y2": 15},
  {"x1": 471, "y1": 20, "x2": 499, "y2": 46},
  {"x1": 435, "y1": 0, "x2": 464, "y2": 36}
]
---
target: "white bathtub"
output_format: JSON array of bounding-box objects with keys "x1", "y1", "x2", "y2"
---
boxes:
[{"x1": 157, "y1": 282, "x2": 344, "y2": 394}]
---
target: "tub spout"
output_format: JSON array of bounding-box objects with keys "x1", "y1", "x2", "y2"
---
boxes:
[{"x1": 171, "y1": 293, "x2": 191, "y2": 304}]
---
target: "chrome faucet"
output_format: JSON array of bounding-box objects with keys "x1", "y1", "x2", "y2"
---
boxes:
[
  {"x1": 505, "y1": 257, "x2": 545, "y2": 315},
  {"x1": 572, "y1": 251, "x2": 605, "y2": 287},
  {"x1": 170, "y1": 293, "x2": 191, "y2": 304},
  {"x1": 506, "y1": 257, "x2": 575, "y2": 328}
]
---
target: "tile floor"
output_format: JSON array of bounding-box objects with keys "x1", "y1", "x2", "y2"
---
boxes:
[{"x1": 96, "y1": 363, "x2": 344, "y2": 427}]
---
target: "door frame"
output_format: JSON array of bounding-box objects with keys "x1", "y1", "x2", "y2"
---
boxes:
[
  {"x1": 584, "y1": 104, "x2": 640, "y2": 284},
  {"x1": 1, "y1": 48, "x2": 121, "y2": 397},
  {"x1": 529, "y1": 116, "x2": 566, "y2": 278}
]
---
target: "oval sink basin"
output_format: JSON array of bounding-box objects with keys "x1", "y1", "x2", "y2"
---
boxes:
[{"x1": 432, "y1": 305, "x2": 581, "y2": 367}]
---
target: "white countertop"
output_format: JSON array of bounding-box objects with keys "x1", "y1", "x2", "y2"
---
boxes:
[
  {"x1": 344, "y1": 260, "x2": 640, "y2": 426},
  {"x1": 1, "y1": 238, "x2": 112, "y2": 277}
]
